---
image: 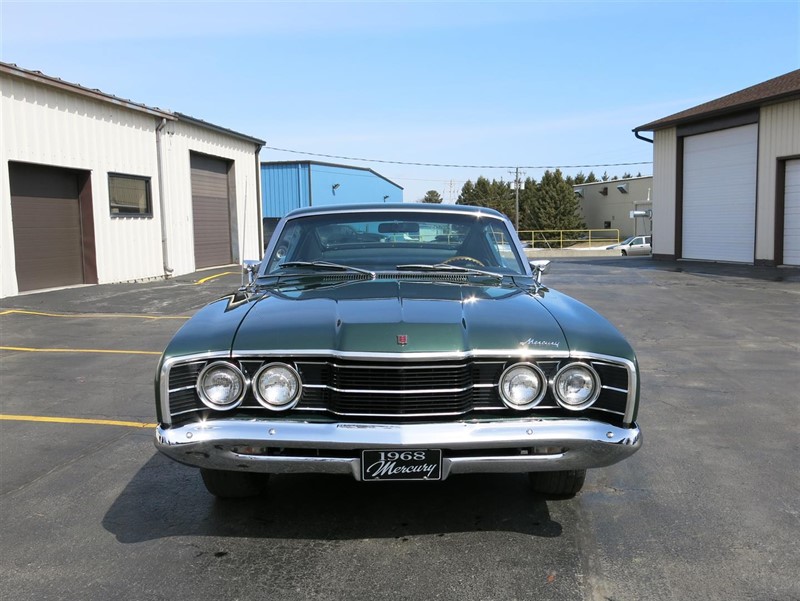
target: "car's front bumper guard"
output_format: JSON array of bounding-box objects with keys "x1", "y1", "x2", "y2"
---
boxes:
[{"x1": 155, "y1": 418, "x2": 642, "y2": 480}]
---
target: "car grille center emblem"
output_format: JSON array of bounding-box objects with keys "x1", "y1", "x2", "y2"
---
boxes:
[{"x1": 397, "y1": 335, "x2": 408, "y2": 346}]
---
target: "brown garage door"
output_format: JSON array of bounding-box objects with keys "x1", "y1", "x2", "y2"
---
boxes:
[
  {"x1": 10, "y1": 163, "x2": 94, "y2": 292},
  {"x1": 191, "y1": 154, "x2": 233, "y2": 269}
]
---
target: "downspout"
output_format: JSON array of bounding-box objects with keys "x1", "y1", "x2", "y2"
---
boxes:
[
  {"x1": 255, "y1": 145, "x2": 263, "y2": 257},
  {"x1": 156, "y1": 118, "x2": 173, "y2": 276},
  {"x1": 634, "y1": 130, "x2": 653, "y2": 143}
]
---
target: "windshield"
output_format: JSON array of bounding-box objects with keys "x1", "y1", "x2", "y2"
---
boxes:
[{"x1": 263, "y1": 210, "x2": 527, "y2": 276}]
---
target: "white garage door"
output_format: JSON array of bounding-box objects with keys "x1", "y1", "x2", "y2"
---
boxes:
[
  {"x1": 784, "y1": 159, "x2": 800, "y2": 266},
  {"x1": 682, "y1": 124, "x2": 758, "y2": 263}
]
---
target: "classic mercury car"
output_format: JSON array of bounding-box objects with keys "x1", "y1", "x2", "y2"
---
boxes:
[{"x1": 155, "y1": 204, "x2": 642, "y2": 498}]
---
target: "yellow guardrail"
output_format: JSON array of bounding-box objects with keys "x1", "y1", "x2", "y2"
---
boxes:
[{"x1": 517, "y1": 229, "x2": 621, "y2": 249}]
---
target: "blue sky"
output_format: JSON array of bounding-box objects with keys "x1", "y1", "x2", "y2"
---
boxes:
[{"x1": 1, "y1": 1, "x2": 798, "y2": 201}]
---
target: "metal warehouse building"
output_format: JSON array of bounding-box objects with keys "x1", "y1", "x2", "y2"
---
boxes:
[
  {"x1": 1, "y1": 62, "x2": 264, "y2": 298},
  {"x1": 634, "y1": 69, "x2": 800, "y2": 266},
  {"x1": 261, "y1": 160, "x2": 403, "y2": 220}
]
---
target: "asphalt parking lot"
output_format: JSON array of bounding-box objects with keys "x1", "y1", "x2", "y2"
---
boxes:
[{"x1": 1, "y1": 258, "x2": 798, "y2": 601}]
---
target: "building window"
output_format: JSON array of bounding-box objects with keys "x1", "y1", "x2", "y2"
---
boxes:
[{"x1": 109, "y1": 174, "x2": 152, "y2": 216}]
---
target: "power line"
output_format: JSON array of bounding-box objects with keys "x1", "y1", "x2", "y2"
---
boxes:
[{"x1": 263, "y1": 146, "x2": 652, "y2": 170}]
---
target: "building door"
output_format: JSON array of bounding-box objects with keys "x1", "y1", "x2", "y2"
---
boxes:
[
  {"x1": 9, "y1": 162, "x2": 95, "y2": 292},
  {"x1": 682, "y1": 124, "x2": 758, "y2": 263},
  {"x1": 191, "y1": 153, "x2": 234, "y2": 269},
  {"x1": 783, "y1": 159, "x2": 800, "y2": 267}
]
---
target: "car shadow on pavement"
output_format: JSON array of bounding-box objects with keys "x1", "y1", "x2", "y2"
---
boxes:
[{"x1": 103, "y1": 454, "x2": 563, "y2": 543}]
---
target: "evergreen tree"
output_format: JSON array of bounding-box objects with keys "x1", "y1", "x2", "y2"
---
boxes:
[
  {"x1": 534, "y1": 169, "x2": 586, "y2": 233},
  {"x1": 457, "y1": 176, "x2": 515, "y2": 221},
  {"x1": 421, "y1": 190, "x2": 443, "y2": 203}
]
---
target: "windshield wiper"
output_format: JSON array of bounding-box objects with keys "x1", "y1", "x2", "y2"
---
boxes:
[
  {"x1": 278, "y1": 261, "x2": 375, "y2": 278},
  {"x1": 395, "y1": 263, "x2": 503, "y2": 280}
]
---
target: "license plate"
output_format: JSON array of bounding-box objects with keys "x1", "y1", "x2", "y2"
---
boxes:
[{"x1": 361, "y1": 449, "x2": 442, "y2": 481}]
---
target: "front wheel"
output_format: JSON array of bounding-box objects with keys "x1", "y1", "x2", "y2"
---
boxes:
[
  {"x1": 621, "y1": 249, "x2": 628, "y2": 256},
  {"x1": 200, "y1": 468, "x2": 269, "y2": 499},
  {"x1": 529, "y1": 469, "x2": 586, "y2": 498}
]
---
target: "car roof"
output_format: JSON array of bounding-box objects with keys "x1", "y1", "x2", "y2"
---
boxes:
[{"x1": 284, "y1": 203, "x2": 507, "y2": 220}]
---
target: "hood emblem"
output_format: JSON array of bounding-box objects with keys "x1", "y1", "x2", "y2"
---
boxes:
[
  {"x1": 397, "y1": 335, "x2": 408, "y2": 346},
  {"x1": 520, "y1": 337, "x2": 560, "y2": 348}
]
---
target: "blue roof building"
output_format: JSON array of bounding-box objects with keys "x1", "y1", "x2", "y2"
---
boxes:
[{"x1": 261, "y1": 161, "x2": 404, "y2": 219}]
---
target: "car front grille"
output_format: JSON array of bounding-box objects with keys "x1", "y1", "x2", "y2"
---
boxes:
[{"x1": 165, "y1": 356, "x2": 633, "y2": 426}]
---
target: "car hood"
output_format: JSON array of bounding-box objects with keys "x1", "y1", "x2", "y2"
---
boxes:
[
  {"x1": 231, "y1": 280, "x2": 568, "y2": 354},
  {"x1": 162, "y1": 280, "x2": 634, "y2": 361}
]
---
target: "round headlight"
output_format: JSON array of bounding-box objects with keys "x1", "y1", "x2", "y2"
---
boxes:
[
  {"x1": 253, "y1": 363, "x2": 302, "y2": 410},
  {"x1": 499, "y1": 363, "x2": 546, "y2": 410},
  {"x1": 197, "y1": 362, "x2": 246, "y2": 410},
  {"x1": 553, "y1": 363, "x2": 600, "y2": 410}
]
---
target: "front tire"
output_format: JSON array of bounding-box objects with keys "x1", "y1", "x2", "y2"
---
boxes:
[
  {"x1": 200, "y1": 468, "x2": 269, "y2": 499},
  {"x1": 621, "y1": 249, "x2": 627, "y2": 256},
  {"x1": 529, "y1": 469, "x2": 586, "y2": 498}
]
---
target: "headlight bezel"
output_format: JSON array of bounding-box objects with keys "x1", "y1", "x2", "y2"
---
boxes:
[
  {"x1": 552, "y1": 362, "x2": 601, "y2": 411},
  {"x1": 252, "y1": 362, "x2": 302, "y2": 411},
  {"x1": 196, "y1": 361, "x2": 247, "y2": 411},
  {"x1": 498, "y1": 362, "x2": 547, "y2": 410}
]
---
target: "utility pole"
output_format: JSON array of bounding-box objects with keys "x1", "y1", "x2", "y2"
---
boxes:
[{"x1": 509, "y1": 167, "x2": 523, "y2": 231}]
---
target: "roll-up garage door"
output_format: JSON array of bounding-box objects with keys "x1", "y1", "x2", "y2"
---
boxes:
[
  {"x1": 682, "y1": 124, "x2": 758, "y2": 263},
  {"x1": 783, "y1": 159, "x2": 800, "y2": 266},
  {"x1": 10, "y1": 163, "x2": 87, "y2": 292},
  {"x1": 191, "y1": 154, "x2": 233, "y2": 269}
]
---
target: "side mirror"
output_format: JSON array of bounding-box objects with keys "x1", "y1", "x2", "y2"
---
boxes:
[
  {"x1": 529, "y1": 260, "x2": 550, "y2": 285},
  {"x1": 242, "y1": 260, "x2": 260, "y2": 288}
]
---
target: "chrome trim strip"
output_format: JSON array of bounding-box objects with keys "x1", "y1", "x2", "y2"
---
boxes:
[
  {"x1": 328, "y1": 362, "x2": 474, "y2": 370},
  {"x1": 230, "y1": 349, "x2": 573, "y2": 361},
  {"x1": 168, "y1": 384, "x2": 197, "y2": 394},
  {"x1": 601, "y1": 385, "x2": 629, "y2": 394},
  {"x1": 319, "y1": 386, "x2": 471, "y2": 395},
  {"x1": 155, "y1": 418, "x2": 643, "y2": 478}
]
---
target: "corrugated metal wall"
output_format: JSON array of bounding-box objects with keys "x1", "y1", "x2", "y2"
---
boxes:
[
  {"x1": 261, "y1": 163, "x2": 309, "y2": 217},
  {"x1": 1, "y1": 74, "x2": 163, "y2": 296},
  {"x1": 1, "y1": 70, "x2": 262, "y2": 297},
  {"x1": 161, "y1": 120, "x2": 262, "y2": 274},
  {"x1": 651, "y1": 127, "x2": 678, "y2": 258},
  {"x1": 757, "y1": 100, "x2": 800, "y2": 262}
]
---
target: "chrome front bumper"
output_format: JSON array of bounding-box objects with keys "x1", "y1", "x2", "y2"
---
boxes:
[{"x1": 155, "y1": 418, "x2": 642, "y2": 480}]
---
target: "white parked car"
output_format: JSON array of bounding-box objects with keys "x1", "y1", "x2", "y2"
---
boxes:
[{"x1": 608, "y1": 236, "x2": 651, "y2": 256}]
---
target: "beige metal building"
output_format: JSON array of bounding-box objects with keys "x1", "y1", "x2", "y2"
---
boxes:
[
  {"x1": 574, "y1": 176, "x2": 653, "y2": 239},
  {"x1": 1, "y1": 62, "x2": 264, "y2": 298},
  {"x1": 634, "y1": 69, "x2": 800, "y2": 266}
]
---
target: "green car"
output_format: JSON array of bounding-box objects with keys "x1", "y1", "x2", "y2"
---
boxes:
[{"x1": 155, "y1": 204, "x2": 642, "y2": 498}]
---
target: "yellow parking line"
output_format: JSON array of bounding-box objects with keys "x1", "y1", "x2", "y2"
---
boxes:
[
  {"x1": 0, "y1": 414, "x2": 157, "y2": 428},
  {"x1": 195, "y1": 271, "x2": 236, "y2": 285},
  {"x1": 0, "y1": 346, "x2": 161, "y2": 356},
  {"x1": 0, "y1": 309, "x2": 188, "y2": 320}
]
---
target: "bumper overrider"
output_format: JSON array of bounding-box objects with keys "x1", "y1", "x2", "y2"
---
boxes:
[{"x1": 155, "y1": 417, "x2": 642, "y2": 481}]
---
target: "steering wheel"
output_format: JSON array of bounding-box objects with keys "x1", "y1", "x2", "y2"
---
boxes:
[{"x1": 441, "y1": 255, "x2": 485, "y2": 267}]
